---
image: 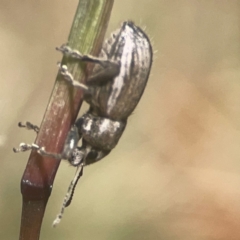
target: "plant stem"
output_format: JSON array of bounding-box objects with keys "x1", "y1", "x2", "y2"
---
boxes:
[{"x1": 19, "y1": 0, "x2": 114, "y2": 239}]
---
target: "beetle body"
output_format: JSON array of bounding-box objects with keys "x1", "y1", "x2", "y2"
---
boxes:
[
  {"x1": 14, "y1": 21, "x2": 153, "y2": 226},
  {"x1": 86, "y1": 21, "x2": 152, "y2": 121}
]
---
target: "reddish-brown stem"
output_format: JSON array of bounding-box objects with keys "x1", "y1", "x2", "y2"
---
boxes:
[{"x1": 19, "y1": 0, "x2": 114, "y2": 239}]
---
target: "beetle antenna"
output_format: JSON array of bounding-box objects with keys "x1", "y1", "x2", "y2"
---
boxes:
[{"x1": 52, "y1": 164, "x2": 84, "y2": 227}]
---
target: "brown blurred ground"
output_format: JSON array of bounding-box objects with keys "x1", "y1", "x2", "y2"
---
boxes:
[{"x1": 1, "y1": 1, "x2": 240, "y2": 240}]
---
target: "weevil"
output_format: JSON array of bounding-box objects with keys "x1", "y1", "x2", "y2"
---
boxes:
[{"x1": 14, "y1": 21, "x2": 153, "y2": 226}]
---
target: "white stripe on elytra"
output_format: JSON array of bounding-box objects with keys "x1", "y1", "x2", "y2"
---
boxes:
[{"x1": 107, "y1": 26, "x2": 134, "y2": 114}]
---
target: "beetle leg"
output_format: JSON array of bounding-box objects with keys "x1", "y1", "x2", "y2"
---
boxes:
[
  {"x1": 13, "y1": 126, "x2": 82, "y2": 162},
  {"x1": 87, "y1": 61, "x2": 120, "y2": 85},
  {"x1": 58, "y1": 64, "x2": 89, "y2": 91},
  {"x1": 57, "y1": 44, "x2": 114, "y2": 67},
  {"x1": 57, "y1": 44, "x2": 120, "y2": 85},
  {"x1": 13, "y1": 142, "x2": 62, "y2": 159},
  {"x1": 18, "y1": 121, "x2": 39, "y2": 133},
  {"x1": 13, "y1": 142, "x2": 41, "y2": 153}
]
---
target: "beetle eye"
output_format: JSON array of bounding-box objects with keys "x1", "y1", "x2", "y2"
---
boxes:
[{"x1": 69, "y1": 148, "x2": 84, "y2": 166}]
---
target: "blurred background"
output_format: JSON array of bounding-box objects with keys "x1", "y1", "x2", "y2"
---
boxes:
[{"x1": 1, "y1": 0, "x2": 240, "y2": 239}]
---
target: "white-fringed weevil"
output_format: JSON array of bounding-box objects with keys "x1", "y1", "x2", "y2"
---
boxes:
[{"x1": 14, "y1": 21, "x2": 153, "y2": 226}]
